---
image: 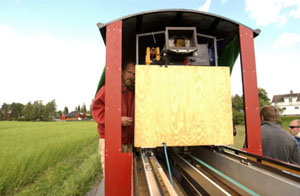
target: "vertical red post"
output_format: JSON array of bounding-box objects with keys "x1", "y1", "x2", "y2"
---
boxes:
[
  {"x1": 105, "y1": 20, "x2": 132, "y2": 195},
  {"x1": 239, "y1": 25, "x2": 262, "y2": 155}
]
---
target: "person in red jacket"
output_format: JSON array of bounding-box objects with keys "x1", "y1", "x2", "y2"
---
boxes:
[{"x1": 92, "y1": 62, "x2": 135, "y2": 174}]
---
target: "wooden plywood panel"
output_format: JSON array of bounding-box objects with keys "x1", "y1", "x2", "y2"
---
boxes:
[{"x1": 134, "y1": 65, "x2": 233, "y2": 147}]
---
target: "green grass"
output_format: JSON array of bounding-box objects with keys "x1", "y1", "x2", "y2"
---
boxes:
[
  {"x1": 279, "y1": 115, "x2": 300, "y2": 130},
  {"x1": 232, "y1": 125, "x2": 246, "y2": 149},
  {"x1": 0, "y1": 121, "x2": 102, "y2": 196}
]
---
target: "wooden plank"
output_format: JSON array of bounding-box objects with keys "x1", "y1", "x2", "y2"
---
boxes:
[{"x1": 134, "y1": 65, "x2": 233, "y2": 147}]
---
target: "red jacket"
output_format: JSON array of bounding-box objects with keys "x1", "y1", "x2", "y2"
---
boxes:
[{"x1": 92, "y1": 85, "x2": 135, "y2": 145}]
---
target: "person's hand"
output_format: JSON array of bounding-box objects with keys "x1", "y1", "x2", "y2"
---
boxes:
[{"x1": 121, "y1": 116, "x2": 133, "y2": 126}]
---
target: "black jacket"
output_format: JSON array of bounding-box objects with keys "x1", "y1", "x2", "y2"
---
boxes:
[{"x1": 261, "y1": 121, "x2": 300, "y2": 164}]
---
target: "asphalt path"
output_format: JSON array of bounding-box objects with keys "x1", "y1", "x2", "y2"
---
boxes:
[{"x1": 85, "y1": 179, "x2": 104, "y2": 196}]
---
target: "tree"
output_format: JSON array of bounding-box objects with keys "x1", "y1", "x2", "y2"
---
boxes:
[
  {"x1": 0, "y1": 103, "x2": 11, "y2": 120},
  {"x1": 232, "y1": 94, "x2": 245, "y2": 125},
  {"x1": 232, "y1": 109, "x2": 245, "y2": 125},
  {"x1": 76, "y1": 105, "x2": 81, "y2": 112},
  {"x1": 23, "y1": 102, "x2": 33, "y2": 121},
  {"x1": 258, "y1": 88, "x2": 271, "y2": 109},
  {"x1": 63, "y1": 107, "x2": 69, "y2": 114},
  {"x1": 43, "y1": 100, "x2": 57, "y2": 121},
  {"x1": 81, "y1": 104, "x2": 87, "y2": 113},
  {"x1": 31, "y1": 101, "x2": 44, "y2": 121},
  {"x1": 0, "y1": 110, "x2": 3, "y2": 121},
  {"x1": 232, "y1": 94, "x2": 244, "y2": 112},
  {"x1": 10, "y1": 102, "x2": 24, "y2": 120}
]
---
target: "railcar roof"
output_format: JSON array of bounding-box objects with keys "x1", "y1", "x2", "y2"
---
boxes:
[{"x1": 97, "y1": 9, "x2": 260, "y2": 43}]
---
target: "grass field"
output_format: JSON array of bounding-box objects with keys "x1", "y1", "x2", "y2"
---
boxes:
[{"x1": 0, "y1": 121, "x2": 102, "y2": 196}]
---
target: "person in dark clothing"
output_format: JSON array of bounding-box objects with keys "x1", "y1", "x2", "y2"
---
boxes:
[
  {"x1": 233, "y1": 118, "x2": 237, "y2": 136},
  {"x1": 288, "y1": 119, "x2": 300, "y2": 148},
  {"x1": 260, "y1": 106, "x2": 300, "y2": 164}
]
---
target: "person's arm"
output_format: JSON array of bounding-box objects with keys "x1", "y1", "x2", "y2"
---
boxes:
[{"x1": 92, "y1": 87, "x2": 105, "y2": 126}]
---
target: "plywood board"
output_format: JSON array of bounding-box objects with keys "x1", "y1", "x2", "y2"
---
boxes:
[{"x1": 134, "y1": 65, "x2": 233, "y2": 147}]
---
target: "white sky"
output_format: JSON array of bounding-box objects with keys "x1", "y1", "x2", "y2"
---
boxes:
[
  {"x1": 230, "y1": 0, "x2": 300, "y2": 99},
  {"x1": 0, "y1": 0, "x2": 299, "y2": 111},
  {"x1": 0, "y1": 24, "x2": 105, "y2": 111}
]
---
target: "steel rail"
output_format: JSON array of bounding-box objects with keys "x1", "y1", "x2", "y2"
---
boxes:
[
  {"x1": 141, "y1": 151, "x2": 162, "y2": 195},
  {"x1": 141, "y1": 150, "x2": 178, "y2": 196},
  {"x1": 188, "y1": 153, "x2": 259, "y2": 196},
  {"x1": 190, "y1": 146, "x2": 300, "y2": 196},
  {"x1": 173, "y1": 153, "x2": 232, "y2": 196}
]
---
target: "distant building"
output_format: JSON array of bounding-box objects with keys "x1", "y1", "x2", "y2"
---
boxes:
[
  {"x1": 272, "y1": 90, "x2": 300, "y2": 116},
  {"x1": 60, "y1": 111, "x2": 87, "y2": 120}
]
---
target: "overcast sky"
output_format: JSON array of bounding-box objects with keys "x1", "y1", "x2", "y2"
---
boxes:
[{"x1": 0, "y1": 0, "x2": 299, "y2": 111}]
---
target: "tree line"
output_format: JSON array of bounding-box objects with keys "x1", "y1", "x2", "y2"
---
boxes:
[
  {"x1": 0, "y1": 100, "x2": 91, "y2": 121},
  {"x1": 1, "y1": 88, "x2": 271, "y2": 122},
  {"x1": 232, "y1": 88, "x2": 271, "y2": 125}
]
